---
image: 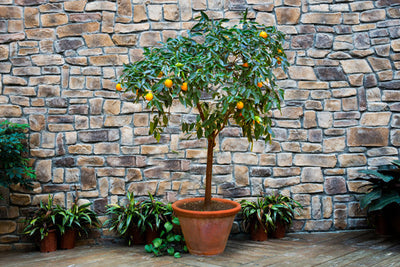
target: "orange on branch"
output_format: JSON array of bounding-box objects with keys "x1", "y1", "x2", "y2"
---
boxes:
[
  {"x1": 236, "y1": 101, "x2": 244, "y2": 110},
  {"x1": 181, "y1": 82, "x2": 188, "y2": 91},
  {"x1": 164, "y1": 79, "x2": 173, "y2": 88},
  {"x1": 257, "y1": 82, "x2": 263, "y2": 88},
  {"x1": 157, "y1": 71, "x2": 163, "y2": 78},
  {"x1": 116, "y1": 83, "x2": 122, "y2": 91},
  {"x1": 145, "y1": 92, "x2": 153, "y2": 101},
  {"x1": 259, "y1": 31, "x2": 268, "y2": 38},
  {"x1": 242, "y1": 62, "x2": 249, "y2": 67}
]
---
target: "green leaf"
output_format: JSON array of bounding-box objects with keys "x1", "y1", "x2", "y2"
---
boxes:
[
  {"x1": 152, "y1": 238, "x2": 162, "y2": 248},
  {"x1": 164, "y1": 221, "x2": 173, "y2": 232}
]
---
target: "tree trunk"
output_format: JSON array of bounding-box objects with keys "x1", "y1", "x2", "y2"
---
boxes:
[{"x1": 204, "y1": 135, "x2": 215, "y2": 209}]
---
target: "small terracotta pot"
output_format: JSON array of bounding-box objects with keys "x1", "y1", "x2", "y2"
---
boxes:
[
  {"x1": 172, "y1": 197, "x2": 241, "y2": 256},
  {"x1": 145, "y1": 225, "x2": 160, "y2": 245},
  {"x1": 40, "y1": 229, "x2": 57, "y2": 253},
  {"x1": 250, "y1": 222, "x2": 268, "y2": 241},
  {"x1": 60, "y1": 228, "x2": 77, "y2": 250},
  {"x1": 128, "y1": 225, "x2": 146, "y2": 245},
  {"x1": 271, "y1": 221, "x2": 286, "y2": 239}
]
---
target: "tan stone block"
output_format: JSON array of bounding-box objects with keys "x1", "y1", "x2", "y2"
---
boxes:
[
  {"x1": 360, "y1": 9, "x2": 386, "y2": 22},
  {"x1": 32, "y1": 54, "x2": 64, "y2": 66},
  {"x1": 112, "y1": 34, "x2": 138, "y2": 46},
  {"x1": 89, "y1": 54, "x2": 128, "y2": 66},
  {"x1": 348, "y1": 127, "x2": 389, "y2": 147},
  {"x1": 273, "y1": 167, "x2": 301, "y2": 177},
  {"x1": 0, "y1": 6, "x2": 22, "y2": 19},
  {"x1": 57, "y1": 22, "x2": 100, "y2": 38},
  {"x1": 276, "y1": 7, "x2": 300, "y2": 24},
  {"x1": 83, "y1": 34, "x2": 114, "y2": 48},
  {"x1": 260, "y1": 154, "x2": 276, "y2": 165},
  {"x1": 104, "y1": 115, "x2": 132, "y2": 127},
  {"x1": 0, "y1": 221, "x2": 16, "y2": 235},
  {"x1": 126, "y1": 168, "x2": 142, "y2": 181},
  {"x1": 294, "y1": 154, "x2": 337, "y2": 168},
  {"x1": 139, "y1": 31, "x2": 161, "y2": 47},
  {"x1": 323, "y1": 137, "x2": 345, "y2": 153},
  {"x1": 10, "y1": 193, "x2": 31, "y2": 206},
  {"x1": 234, "y1": 165, "x2": 249, "y2": 186},
  {"x1": 301, "y1": 167, "x2": 323, "y2": 183},
  {"x1": 368, "y1": 57, "x2": 391, "y2": 71},
  {"x1": 77, "y1": 156, "x2": 105, "y2": 166},
  {"x1": 64, "y1": 0, "x2": 86, "y2": 12},
  {"x1": 141, "y1": 145, "x2": 169, "y2": 154},
  {"x1": 53, "y1": 168, "x2": 64, "y2": 183},
  {"x1": 68, "y1": 144, "x2": 92, "y2": 154},
  {"x1": 317, "y1": 112, "x2": 332, "y2": 128},
  {"x1": 288, "y1": 66, "x2": 317, "y2": 80},
  {"x1": 347, "y1": 181, "x2": 370, "y2": 194},
  {"x1": 221, "y1": 138, "x2": 249, "y2": 151},
  {"x1": 102, "y1": 11, "x2": 114, "y2": 33},
  {"x1": 302, "y1": 13, "x2": 341, "y2": 24},
  {"x1": 186, "y1": 149, "x2": 207, "y2": 158},
  {"x1": 341, "y1": 59, "x2": 372, "y2": 74},
  {"x1": 291, "y1": 184, "x2": 324, "y2": 194},
  {"x1": 133, "y1": 4, "x2": 147, "y2": 22},
  {"x1": 86, "y1": 1, "x2": 116, "y2": 11},
  {"x1": 233, "y1": 153, "x2": 258, "y2": 165},
  {"x1": 360, "y1": 112, "x2": 391, "y2": 126},
  {"x1": 36, "y1": 160, "x2": 52, "y2": 182},
  {"x1": 110, "y1": 178, "x2": 125, "y2": 195},
  {"x1": 338, "y1": 154, "x2": 367, "y2": 167},
  {"x1": 24, "y1": 7, "x2": 39, "y2": 28},
  {"x1": 304, "y1": 111, "x2": 317, "y2": 128},
  {"x1": 277, "y1": 153, "x2": 292, "y2": 167},
  {"x1": 255, "y1": 12, "x2": 275, "y2": 26},
  {"x1": 103, "y1": 100, "x2": 121, "y2": 115},
  {"x1": 0, "y1": 105, "x2": 22, "y2": 117},
  {"x1": 273, "y1": 106, "x2": 303, "y2": 119},
  {"x1": 29, "y1": 114, "x2": 45, "y2": 131},
  {"x1": 94, "y1": 143, "x2": 119, "y2": 154},
  {"x1": 164, "y1": 4, "x2": 179, "y2": 21},
  {"x1": 41, "y1": 13, "x2": 68, "y2": 27},
  {"x1": 133, "y1": 113, "x2": 148, "y2": 126},
  {"x1": 265, "y1": 177, "x2": 300, "y2": 188},
  {"x1": 128, "y1": 181, "x2": 157, "y2": 196}
]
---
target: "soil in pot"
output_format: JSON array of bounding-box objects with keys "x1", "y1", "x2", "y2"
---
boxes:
[
  {"x1": 60, "y1": 228, "x2": 77, "y2": 250},
  {"x1": 40, "y1": 229, "x2": 57, "y2": 253},
  {"x1": 172, "y1": 197, "x2": 241, "y2": 256}
]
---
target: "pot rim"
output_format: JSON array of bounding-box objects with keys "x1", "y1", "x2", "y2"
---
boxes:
[{"x1": 172, "y1": 197, "x2": 241, "y2": 218}]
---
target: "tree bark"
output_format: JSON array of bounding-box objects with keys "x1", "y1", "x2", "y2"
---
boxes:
[{"x1": 204, "y1": 135, "x2": 215, "y2": 209}]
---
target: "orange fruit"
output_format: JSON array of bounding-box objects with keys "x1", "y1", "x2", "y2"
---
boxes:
[
  {"x1": 145, "y1": 92, "x2": 153, "y2": 101},
  {"x1": 242, "y1": 62, "x2": 249, "y2": 67},
  {"x1": 277, "y1": 49, "x2": 282, "y2": 53},
  {"x1": 116, "y1": 83, "x2": 122, "y2": 91},
  {"x1": 257, "y1": 82, "x2": 263, "y2": 88},
  {"x1": 181, "y1": 82, "x2": 188, "y2": 91},
  {"x1": 259, "y1": 31, "x2": 268, "y2": 38},
  {"x1": 236, "y1": 101, "x2": 244, "y2": 110},
  {"x1": 157, "y1": 71, "x2": 163, "y2": 78},
  {"x1": 164, "y1": 79, "x2": 173, "y2": 88}
]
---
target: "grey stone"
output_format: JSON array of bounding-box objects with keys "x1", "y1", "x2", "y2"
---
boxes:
[{"x1": 315, "y1": 67, "x2": 346, "y2": 81}]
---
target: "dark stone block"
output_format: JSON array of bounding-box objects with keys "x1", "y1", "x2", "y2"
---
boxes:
[
  {"x1": 370, "y1": 29, "x2": 389, "y2": 38},
  {"x1": 54, "y1": 157, "x2": 75, "y2": 167},
  {"x1": 43, "y1": 185, "x2": 70, "y2": 193},
  {"x1": 292, "y1": 35, "x2": 313, "y2": 49},
  {"x1": 315, "y1": 33, "x2": 333, "y2": 48},
  {"x1": 79, "y1": 130, "x2": 109, "y2": 143},
  {"x1": 47, "y1": 115, "x2": 74, "y2": 123},
  {"x1": 315, "y1": 67, "x2": 346, "y2": 81},
  {"x1": 107, "y1": 156, "x2": 136, "y2": 167},
  {"x1": 297, "y1": 25, "x2": 316, "y2": 34},
  {"x1": 163, "y1": 160, "x2": 181, "y2": 171},
  {"x1": 222, "y1": 187, "x2": 250, "y2": 198},
  {"x1": 250, "y1": 167, "x2": 272, "y2": 177},
  {"x1": 81, "y1": 167, "x2": 96, "y2": 190},
  {"x1": 69, "y1": 105, "x2": 88, "y2": 115},
  {"x1": 10, "y1": 57, "x2": 31, "y2": 66},
  {"x1": 334, "y1": 25, "x2": 352, "y2": 34},
  {"x1": 348, "y1": 127, "x2": 389, "y2": 147},
  {"x1": 54, "y1": 38, "x2": 84, "y2": 53},
  {"x1": 15, "y1": 0, "x2": 46, "y2": 5},
  {"x1": 354, "y1": 33, "x2": 370, "y2": 49},
  {"x1": 324, "y1": 177, "x2": 347, "y2": 195},
  {"x1": 190, "y1": 165, "x2": 206, "y2": 175},
  {"x1": 358, "y1": 87, "x2": 367, "y2": 111},
  {"x1": 381, "y1": 80, "x2": 400, "y2": 89},
  {"x1": 46, "y1": 98, "x2": 68, "y2": 108},
  {"x1": 364, "y1": 74, "x2": 377, "y2": 88},
  {"x1": 93, "y1": 198, "x2": 107, "y2": 214}
]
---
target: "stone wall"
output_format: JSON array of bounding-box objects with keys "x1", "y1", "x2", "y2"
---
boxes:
[{"x1": 0, "y1": 0, "x2": 399, "y2": 250}]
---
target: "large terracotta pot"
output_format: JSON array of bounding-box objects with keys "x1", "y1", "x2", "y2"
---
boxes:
[
  {"x1": 60, "y1": 228, "x2": 77, "y2": 250},
  {"x1": 250, "y1": 221, "x2": 268, "y2": 241},
  {"x1": 172, "y1": 197, "x2": 241, "y2": 256},
  {"x1": 40, "y1": 229, "x2": 57, "y2": 253}
]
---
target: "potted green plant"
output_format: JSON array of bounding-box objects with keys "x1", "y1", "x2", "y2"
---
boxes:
[
  {"x1": 117, "y1": 10, "x2": 288, "y2": 255},
  {"x1": 357, "y1": 160, "x2": 400, "y2": 235},
  {"x1": 240, "y1": 197, "x2": 273, "y2": 241},
  {"x1": 23, "y1": 194, "x2": 59, "y2": 252},
  {"x1": 0, "y1": 120, "x2": 36, "y2": 198},
  {"x1": 264, "y1": 193, "x2": 302, "y2": 238},
  {"x1": 104, "y1": 192, "x2": 146, "y2": 245},
  {"x1": 141, "y1": 193, "x2": 173, "y2": 244},
  {"x1": 57, "y1": 197, "x2": 100, "y2": 250}
]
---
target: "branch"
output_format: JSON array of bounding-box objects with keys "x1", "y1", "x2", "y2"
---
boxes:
[
  {"x1": 215, "y1": 107, "x2": 235, "y2": 137},
  {"x1": 197, "y1": 102, "x2": 205, "y2": 122}
]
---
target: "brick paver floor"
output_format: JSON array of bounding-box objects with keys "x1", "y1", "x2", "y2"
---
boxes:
[{"x1": 0, "y1": 230, "x2": 399, "y2": 267}]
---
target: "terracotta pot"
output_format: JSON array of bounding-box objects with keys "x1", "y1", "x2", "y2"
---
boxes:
[
  {"x1": 172, "y1": 197, "x2": 241, "y2": 256},
  {"x1": 250, "y1": 222, "x2": 268, "y2": 241},
  {"x1": 127, "y1": 225, "x2": 146, "y2": 245},
  {"x1": 271, "y1": 221, "x2": 286, "y2": 239},
  {"x1": 60, "y1": 228, "x2": 77, "y2": 250},
  {"x1": 40, "y1": 229, "x2": 57, "y2": 253},
  {"x1": 145, "y1": 225, "x2": 160, "y2": 245}
]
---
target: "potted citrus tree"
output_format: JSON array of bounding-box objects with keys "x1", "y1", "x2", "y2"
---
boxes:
[{"x1": 117, "y1": 11, "x2": 288, "y2": 255}]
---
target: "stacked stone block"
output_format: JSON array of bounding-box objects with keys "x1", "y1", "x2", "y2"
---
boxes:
[{"x1": 0, "y1": 0, "x2": 399, "y2": 250}]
